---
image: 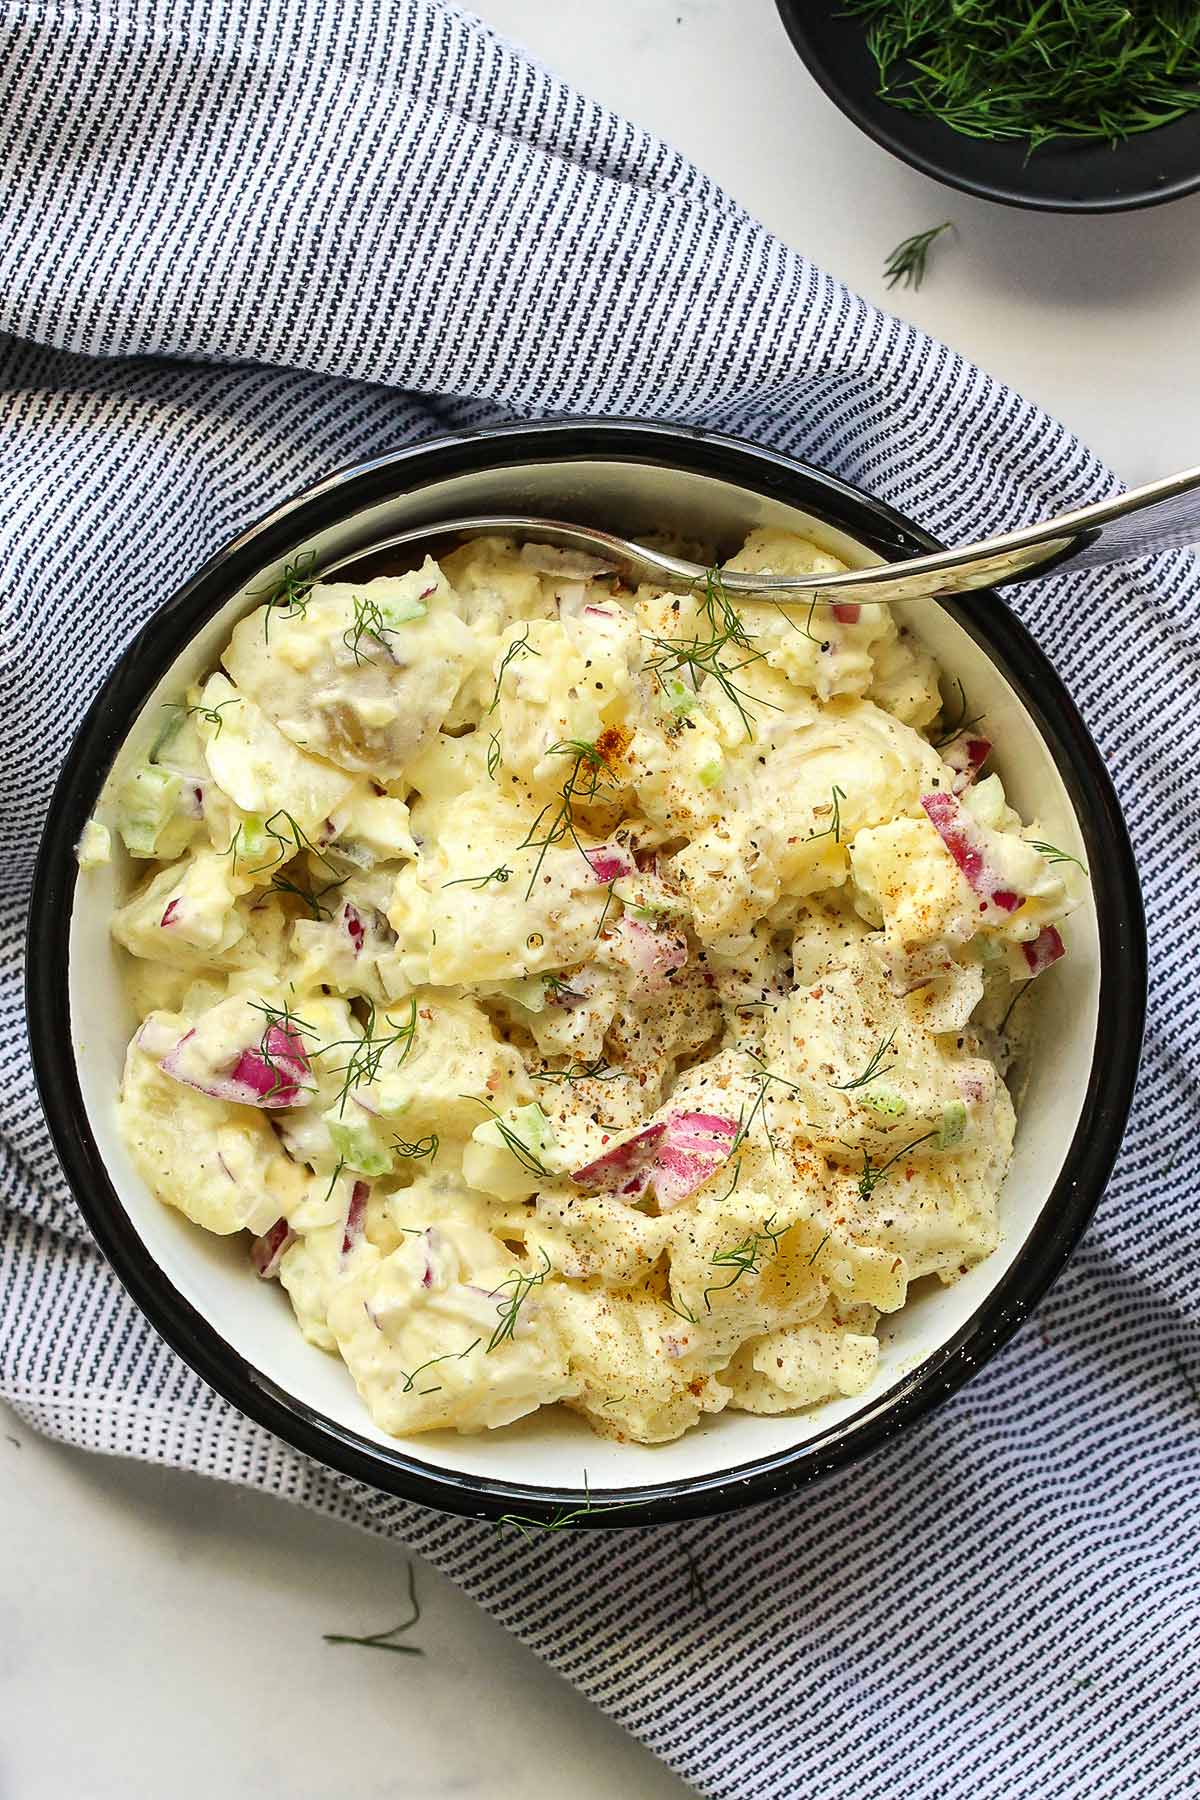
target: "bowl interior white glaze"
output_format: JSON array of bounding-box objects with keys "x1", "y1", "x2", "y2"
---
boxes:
[{"x1": 67, "y1": 456, "x2": 1098, "y2": 1497}]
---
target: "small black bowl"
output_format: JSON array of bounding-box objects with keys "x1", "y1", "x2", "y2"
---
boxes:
[{"x1": 776, "y1": 1, "x2": 1200, "y2": 214}]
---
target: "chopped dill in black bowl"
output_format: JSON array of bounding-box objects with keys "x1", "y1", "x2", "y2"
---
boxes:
[{"x1": 776, "y1": 0, "x2": 1200, "y2": 212}]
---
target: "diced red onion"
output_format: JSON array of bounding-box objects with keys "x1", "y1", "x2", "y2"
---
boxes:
[
  {"x1": 650, "y1": 1112, "x2": 739, "y2": 1211},
  {"x1": 941, "y1": 736, "x2": 991, "y2": 794},
  {"x1": 251, "y1": 1217, "x2": 295, "y2": 1279},
  {"x1": 343, "y1": 902, "x2": 365, "y2": 955},
  {"x1": 160, "y1": 898, "x2": 180, "y2": 928},
  {"x1": 831, "y1": 602, "x2": 861, "y2": 625},
  {"x1": 1021, "y1": 924, "x2": 1065, "y2": 977},
  {"x1": 159, "y1": 1022, "x2": 314, "y2": 1109},
  {"x1": 609, "y1": 916, "x2": 688, "y2": 990},
  {"x1": 342, "y1": 1179, "x2": 369, "y2": 1257},
  {"x1": 921, "y1": 792, "x2": 1022, "y2": 915},
  {"x1": 583, "y1": 843, "x2": 636, "y2": 884},
  {"x1": 570, "y1": 1121, "x2": 667, "y2": 1193}
]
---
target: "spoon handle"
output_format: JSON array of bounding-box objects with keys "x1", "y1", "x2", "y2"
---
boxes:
[{"x1": 318, "y1": 464, "x2": 1200, "y2": 605}]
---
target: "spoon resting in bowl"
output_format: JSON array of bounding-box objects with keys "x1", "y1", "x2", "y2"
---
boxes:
[{"x1": 321, "y1": 461, "x2": 1200, "y2": 604}]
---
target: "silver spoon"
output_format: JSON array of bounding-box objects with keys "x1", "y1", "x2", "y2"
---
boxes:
[{"x1": 320, "y1": 462, "x2": 1200, "y2": 603}]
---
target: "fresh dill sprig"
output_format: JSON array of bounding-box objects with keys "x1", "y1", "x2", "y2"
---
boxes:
[
  {"x1": 807, "y1": 784, "x2": 847, "y2": 845},
  {"x1": 807, "y1": 1231, "x2": 831, "y2": 1267},
  {"x1": 318, "y1": 996, "x2": 419, "y2": 1115},
  {"x1": 241, "y1": 996, "x2": 319, "y2": 1102},
  {"x1": 391, "y1": 1132, "x2": 439, "y2": 1162},
  {"x1": 442, "y1": 864, "x2": 513, "y2": 890},
  {"x1": 884, "y1": 222, "x2": 953, "y2": 291},
  {"x1": 342, "y1": 593, "x2": 393, "y2": 666},
  {"x1": 256, "y1": 549, "x2": 318, "y2": 643},
  {"x1": 486, "y1": 1248, "x2": 552, "y2": 1352},
  {"x1": 161, "y1": 697, "x2": 241, "y2": 738},
  {"x1": 931, "y1": 677, "x2": 984, "y2": 749},
  {"x1": 535, "y1": 1057, "x2": 618, "y2": 1084},
  {"x1": 663, "y1": 1295, "x2": 700, "y2": 1326},
  {"x1": 1029, "y1": 839, "x2": 1088, "y2": 874},
  {"x1": 488, "y1": 626, "x2": 539, "y2": 713},
  {"x1": 845, "y1": 0, "x2": 1200, "y2": 152},
  {"x1": 517, "y1": 739, "x2": 615, "y2": 900},
  {"x1": 543, "y1": 973, "x2": 584, "y2": 1003},
  {"x1": 323, "y1": 1561, "x2": 424, "y2": 1656},
  {"x1": 486, "y1": 732, "x2": 502, "y2": 780},
  {"x1": 730, "y1": 1052, "x2": 804, "y2": 1162},
  {"x1": 462, "y1": 1097, "x2": 551, "y2": 1176},
  {"x1": 497, "y1": 1471, "x2": 627, "y2": 1540},
  {"x1": 702, "y1": 1215, "x2": 787, "y2": 1312},
  {"x1": 644, "y1": 568, "x2": 777, "y2": 742},
  {"x1": 398, "y1": 1337, "x2": 480, "y2": 1395},
  {"x1": 855, "y1": 1131, "x2": 937, "y2": 1203},
  {"x1": 320, "y1": 1156, "x2": 347, "y2": 1205},
  {"x1": 271, "y1": 869, "x2": 349, "y2": 920},
  {"x1": 246, "y1": 808, "x2": 342, "y2": 879},
  {"x1": 999, "y1": 981, "x2": 1031, "y2": 1034},
  {"x1": 830, "y1": 1031, "x2": 897, "y2": 1091}
]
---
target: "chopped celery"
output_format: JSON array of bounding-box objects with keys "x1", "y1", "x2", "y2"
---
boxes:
[
  {"x1": 325, "y1": 1113, "x2": 395, "y2": 1177},
  {"x1": 118, "y1": 764, "x2": 184, "y2": 857},
  {"x1": 937, "y1": 1100, "x2": 967, "y2": 1149},
  {"x1": 699, "y1": 758, "x2": 724, "y2": 789},
  {"x1": 863, "y1": 1087, "x2": 908, "y2": 1120}
]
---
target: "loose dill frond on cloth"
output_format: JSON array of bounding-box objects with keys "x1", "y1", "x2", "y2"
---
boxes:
[{"x1": 845, "y1": 1, "x2": 1200, "y2": 150}]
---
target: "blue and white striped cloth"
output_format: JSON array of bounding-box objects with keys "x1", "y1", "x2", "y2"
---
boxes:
[{"x1": 1, "y1": 4, "x2": 1197, "y2": 1794}]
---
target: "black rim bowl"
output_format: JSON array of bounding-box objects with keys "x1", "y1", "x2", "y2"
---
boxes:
[
  {"x1": 776, "y1": 2, "x2": 1200, "y2": 214},
  {"x1": 26, "y1": 420, "x2": 1146, "y2": 1526}
]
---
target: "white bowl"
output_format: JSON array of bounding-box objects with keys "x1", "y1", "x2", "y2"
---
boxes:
[{"x1": 28, "y1": 421, "x2": 1145, "y2": 1525}]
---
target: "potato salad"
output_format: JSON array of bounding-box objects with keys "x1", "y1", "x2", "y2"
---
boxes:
[{"x1": 102, "y1": 530, "x2": 1081, "y2": 1444}]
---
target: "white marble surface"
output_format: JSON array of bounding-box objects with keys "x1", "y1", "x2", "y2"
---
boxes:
[{"x1": 7, "y1": 4, "x2": 1198, "y2": 1797}]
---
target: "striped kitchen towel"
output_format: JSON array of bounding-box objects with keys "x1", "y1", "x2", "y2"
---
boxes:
[{"x1": 0, "y1": 3, "x2": 1196, "y2": 1795}]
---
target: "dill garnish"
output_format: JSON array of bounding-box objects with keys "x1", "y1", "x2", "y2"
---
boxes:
[
  {"x1": 161, "y1": 697, "x2": 241, "y2": 738},
  {"x1": 931, "y1": 677, "x2": 984, "y2": 749},
  {"x1": 462, "y1": 1097, "x2": 551, "y2": 1176},
  {"x1": 320, "y1": 996, "x2": 419, "y2": 1115},
  {"x1": 830, "y1": 1031, "x2": 897, "y2": 1091},
  {"x1": 250, "y1": 809, "x2": 342, "y2": 878},
  {"x1": 807, "y1": 1231, "x2": 830, "y2": 1267},
  {"x1": 398, "y1": 1337, "x2": 480, "y2": 1395},
  {"x1": 807, "y1": 784, "x2": 847, "y2": 845},
  {"x1": 256, "y1": 549, "x2": 318, "y2": 643},
  {"x1": 1029, "y1": 839, "x2": 1088, "y2": 874},
  {"x1": 536, "y1": 1057, "x2": 618, "y2": 1084},
  {"x1": 855, "y1": 1131, "x2": 937, "y2": 1203},
  {"x1": 323, "y1": 1561, "x2": 424, "y2": 1656},
  {"x1": 486, "y1": 732, "x2": 502, "y2": 780},
  {"x1": 703, "y1": 1215, "x2": 787, "y2": 1312},
  {"x1": 488, "y1": 626, "x2": 539, "y2": 712},
  {"x1": 486, "y1": 1248, "x2": 552, "y2": 1352},
  {"x1": 342, "y1": 593, "x2": 393, "y2": 666},
  {"x1": 391, "y1": 1132, "x2": 439, "y2": 1162},
  {"x1": 497, "y1": 1471, "x2": 627, "y2": 1540},
  {"x1": 884, "y1": 223, "x2": 953, "y2": 291},
  {"x1": 442, "y1": 863, "x2": 513, "y2": 890},
  {"x1": 999, "y1": 982, "x2": 1031, "y2": 1034},
  {"x1": 517, "y1": 739, "x2": 614, "y2": 900},
  {"x1": 270, "y1": 869, "x2": 349, "y2": 919},
  {"x1": 845, "y1": 1, "x2": 1200, "y2": 152},
  {"x1": 644, "y1": 567, "x2": 777, "y2": 742}
]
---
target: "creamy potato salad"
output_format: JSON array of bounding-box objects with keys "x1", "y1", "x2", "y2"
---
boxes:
[{"x1": 99, "y1": 530, "x2": 1081, "y2": 1444}]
